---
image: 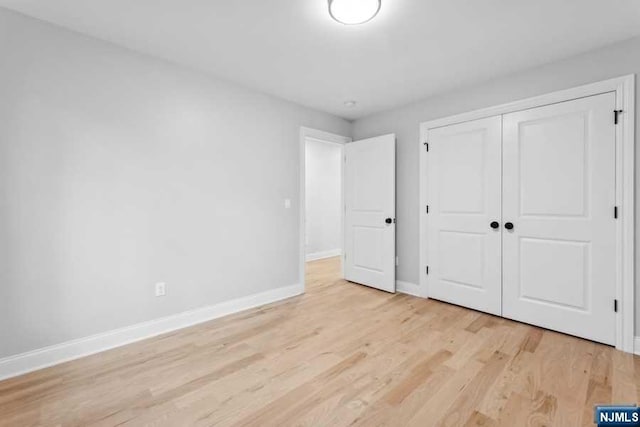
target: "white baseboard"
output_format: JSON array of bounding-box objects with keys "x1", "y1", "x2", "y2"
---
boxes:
[
  {"x1": 0, "y1": 283, "x2": 303, "y2": 382},
  {"x1": 396, "y1": 280, "x2": 421, "y2": 298},
  {"x1": 306, "y1": 248, "x2": 342, "y2": 262},
  {"x1": 634, "y1": 337, "x2": 640, "y2": 356}
]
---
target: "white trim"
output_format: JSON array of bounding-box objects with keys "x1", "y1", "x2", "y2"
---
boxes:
[
  {"x1": 396, "y1": 280, "x2": 421, "y2": 298},
  {"x1": 419, "y1": 75, "x2": 635, "y2": 353},
  {"x1": 306, "y1": 248, "x2": 342, "y2": 262},
  {"x1": 634, "y1": 337, "x2": 640, "y2": 356},
  {"x1": 422, "y1": 76, "x2": 634, "y2": 130},
  {"x1": 305, "y1": 136, "x2": 346, "y2": 147},
  {"x1": 299, "y1": 127, "x2": 351, "y2": 291},
  {"x1": 614, "y1": 76, "x2": 635, "y2": 353},
  {"x1": 0, "y1": 283, "x2": 303, "y2": 381}
]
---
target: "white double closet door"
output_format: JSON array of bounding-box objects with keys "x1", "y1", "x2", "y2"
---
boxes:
[{"x1": 426, "y1": 92, "x2": 617, "y2": 345}]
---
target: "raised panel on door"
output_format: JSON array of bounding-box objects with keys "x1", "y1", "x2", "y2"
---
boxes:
[
  {"x1": 502, "y1": 92, "x2": 616, "y2": 345},
  {"x1": 426, "y1": 116, "x2": 502, "y2": 315},
  {"x1": 344, "y1": 134, "x2": 395, "y2": 292}
]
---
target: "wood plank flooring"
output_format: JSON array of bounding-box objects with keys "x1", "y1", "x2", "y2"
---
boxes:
[{"x1": 1, "y1": 256, "x2": 639, "y2": 426}]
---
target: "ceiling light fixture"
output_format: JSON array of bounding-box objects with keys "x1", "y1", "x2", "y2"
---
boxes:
[{"x1": 328, "y1": 0, "x2": 381, "y2": 25}]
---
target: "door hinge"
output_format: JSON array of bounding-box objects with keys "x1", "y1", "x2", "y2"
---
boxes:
[
  {"x1": 614, "y1": 206, "x2": 618, "y2": 219},
  {"x1": 423, "y1": 142, "x2": 429, "y2": 152},
  {"x1": 614, "y1": 109, "x2": 623, "y2": 125},
  {"x1": 614, "y1": 299, "x2": 618, "y2": 312},
  {"x1": 425, "y1": 205, "x2": 429, "y2": 214},
  {"x1": 425, "y1": 265, "x2": 429, "y2": 275}
]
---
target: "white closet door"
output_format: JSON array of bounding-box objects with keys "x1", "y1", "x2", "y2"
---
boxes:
[
  {"x1": 426, "y1": 116, "x2": 502, "y2": 315},
  {"x1": 502, "y1": 93, "x2": 617, "y2": 345},
  {"x1": 344, "y1": 134, "x2": 396, "y2": 293}
]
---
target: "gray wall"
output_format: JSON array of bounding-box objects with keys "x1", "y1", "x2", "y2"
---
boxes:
[
  {"x1": 305, "y1": 139, "x2": 342, "y2": 257},
  {"x1": 0, "y1": 9, "x2": 350, "y2": 358},
  {"x1": 352, "y1": 36, "x2": 640, "y2": 331}
]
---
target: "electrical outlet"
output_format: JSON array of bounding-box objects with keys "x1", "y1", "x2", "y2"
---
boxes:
[
  {"x1": 284, "y1": 199, "x2": 291, "y2": 209},
  {"x1": 155, "y1": 282, "x2": 166, "y2": 297}
]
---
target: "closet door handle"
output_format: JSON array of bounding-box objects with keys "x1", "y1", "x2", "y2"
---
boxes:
[
  {"x1": 490, "y1": 221, "x2": 500, "y2": 229},
  {"x1": 504, "y1": 222, "x2": 514, "y2": 230}
]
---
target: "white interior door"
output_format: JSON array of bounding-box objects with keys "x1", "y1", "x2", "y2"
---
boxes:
[
  {"x1": 426, "y1": 117, "x2": 502, "y2": 315},
  {"x1": 502, "y1": 92, "x2": 617, "y2": 345},
  {"x1": 344, "y1": 134, "x2": 396, "y2": 292}
]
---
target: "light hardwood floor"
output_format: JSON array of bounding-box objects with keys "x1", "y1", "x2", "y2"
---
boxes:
[{"x1": 1, "y1": 256, "x2": 639, "y2": 426}]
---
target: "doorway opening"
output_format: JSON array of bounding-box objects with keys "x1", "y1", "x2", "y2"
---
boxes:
[{"x1": 299, "y1": 127, "x2": 350, "y2": 290}]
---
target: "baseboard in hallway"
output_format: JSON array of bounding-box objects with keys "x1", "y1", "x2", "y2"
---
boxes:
[
  {"x1": 396, "y1": 280, "x2": 421, "y2": 297},
  {"x1": 306, "y1": 248, "x2": 342, "y2": 262}
]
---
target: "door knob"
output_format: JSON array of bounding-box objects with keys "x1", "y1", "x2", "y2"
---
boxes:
[
  {"x1": 385, "y1": 218, "x2": 393, "y2": 224},
  {"x1": 505, "y1": 222, "x2": 514, "y2": 230},
  {"x1": 490, "y1": 221, "x2": 500, "y2": 229}
]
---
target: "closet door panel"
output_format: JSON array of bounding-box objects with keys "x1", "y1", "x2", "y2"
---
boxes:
[
  {"x1": 426, "y1": 116, "x2": 502, "y2": 315},
  {"x1": 502, "y1": 92, "x2": 616, "y2": 345}
]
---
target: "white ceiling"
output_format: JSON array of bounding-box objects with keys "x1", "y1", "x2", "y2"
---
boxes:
[{"x1": 2, "y1": 0, "x2": 640, "y2": 120}]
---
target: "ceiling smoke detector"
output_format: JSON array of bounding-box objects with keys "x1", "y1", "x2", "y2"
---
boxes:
[{"x1": 328, "y1": 0, "x2": 381, "y2": 25}]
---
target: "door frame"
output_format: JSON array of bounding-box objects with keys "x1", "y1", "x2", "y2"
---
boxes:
[
  {"x1": 299, "y1": 127, "x2": 351, "y2": 291},
  {"x1": 419, "y1": 75, "x2": 635, "y2": 353}
]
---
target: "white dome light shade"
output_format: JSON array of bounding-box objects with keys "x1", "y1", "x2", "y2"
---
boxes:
[{"x1": 328, "y1": 0, "x2": 381, "y2": 25}]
